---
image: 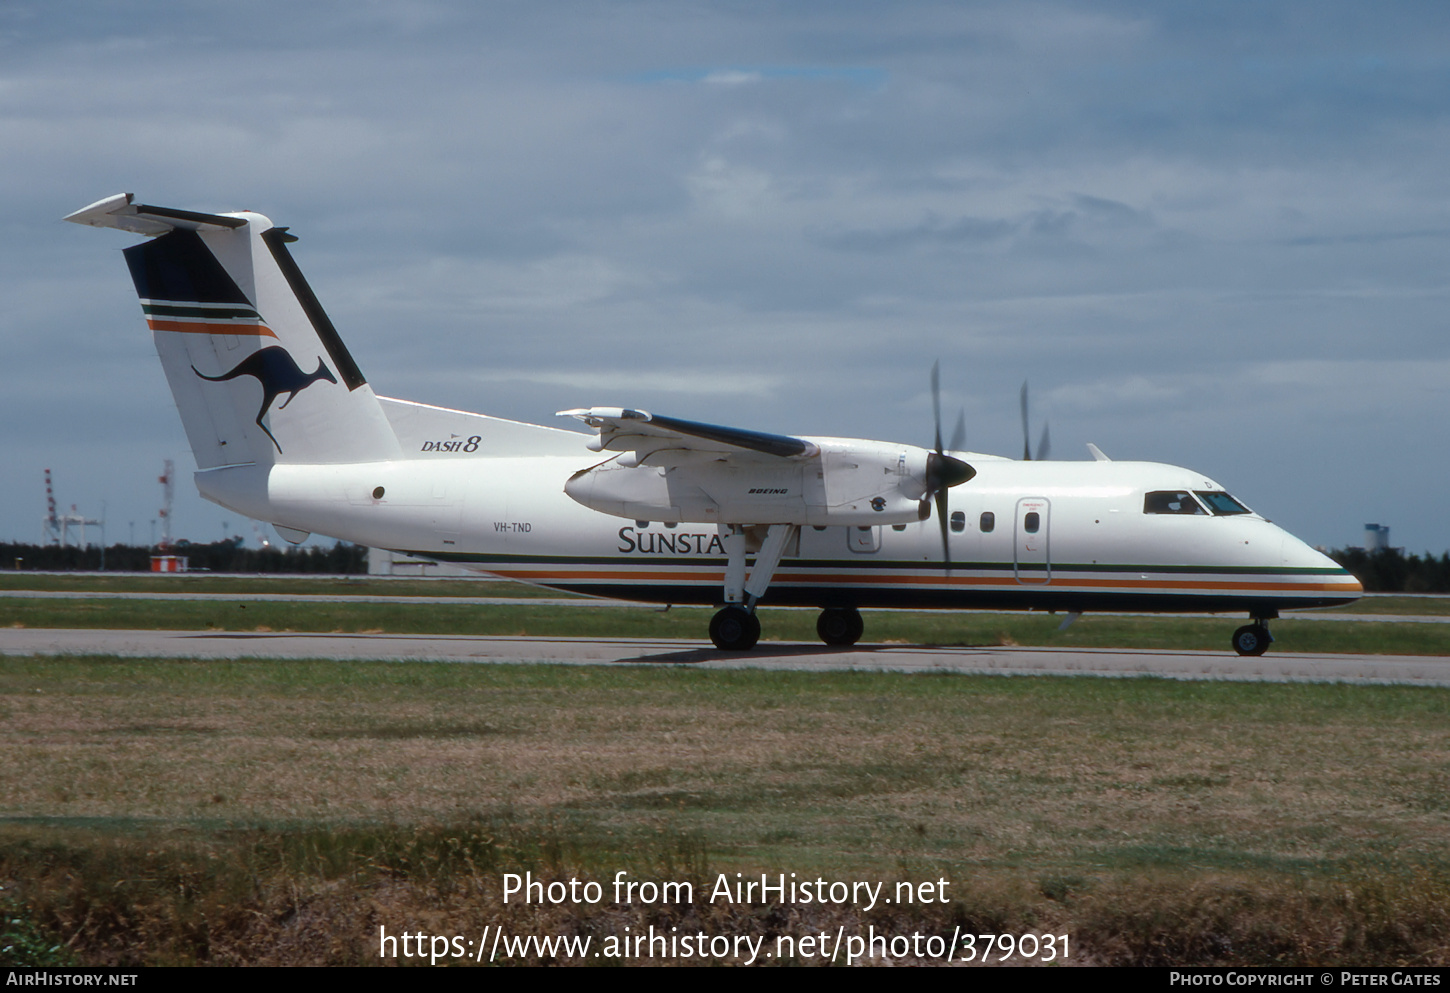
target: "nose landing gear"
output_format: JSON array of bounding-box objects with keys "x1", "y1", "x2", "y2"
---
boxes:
[{"x1": 1232, "y1": 614, "x2": 1276, "y2": 656}]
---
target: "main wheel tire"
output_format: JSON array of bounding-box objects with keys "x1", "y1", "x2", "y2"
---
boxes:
[
  {"x1": 710, "y1": 605, "x2": 760, "y2": 651},
  {"x1": 817, "y1": 607, "x2": 864, "y2": 646},
  {"x1": 1232, "y1": 623, "x2": 1272, "y2": 657}
]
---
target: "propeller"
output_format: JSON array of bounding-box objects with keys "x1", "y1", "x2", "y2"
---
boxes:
[
  {"x1": 948, "y1": 408, "x2": 966, "y2": 454},
  {"x1": 1019, "y1": 380, "x2": 1051, "y2": 461},
  {"x1": 926, "y1": 362, "x2": 977, "y2": 567}
]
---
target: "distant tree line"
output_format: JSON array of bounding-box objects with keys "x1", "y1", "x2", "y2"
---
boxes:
[
  {"x1": 1327, "y1": 547, "x2": 1450, "y2": 593},
  {"x1": 0, "y1": 540, "x2": 368, "y2": 574}
]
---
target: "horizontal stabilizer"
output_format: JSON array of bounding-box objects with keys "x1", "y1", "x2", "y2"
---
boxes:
[{"x1": 64, "y1": 193, "x2": 247, "y2": 236}]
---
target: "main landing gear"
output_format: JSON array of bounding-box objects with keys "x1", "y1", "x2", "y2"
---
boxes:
[
  {"x1": 705, "y1": 524, "x2": 867, "y2": 651},
  {"x1": 709, "y1": 605, "x2": 760, "y2": 651},
  {"x1": 816, "y1": 607, "x2": 864, "y2": 646},
  {"x1": 1232, "y1": 613, "x2": 1276, "y2": 656},
  {"x1": 708, "y1": 523, "x2": 796, "y2": 651}
]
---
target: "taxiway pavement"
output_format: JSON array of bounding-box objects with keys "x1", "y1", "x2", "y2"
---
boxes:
[{"x1": 3, "y1": 627, "x2": 1449, "y2": 686}]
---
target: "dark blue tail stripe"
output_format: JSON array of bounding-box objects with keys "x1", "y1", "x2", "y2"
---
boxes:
[{"x1": 123, "y1": 230, "x2": 251, "y2": 306}]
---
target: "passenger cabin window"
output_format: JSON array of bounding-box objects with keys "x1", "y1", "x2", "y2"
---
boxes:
[
  {"x1": 1024, "y1": 512, "x2": 1040, "y2": 534},
  {"x1": 980, "y1": 512, "x2": 995, "y2": 533},
  {"x1": 1143, "y1": 491, "x2": 1207, "y2": 515},
  {"x1": 1195, "y1": 491, "x2": 1251, "y2": 516},
  {"x1": 950, "y1": 511, "x2": 966, "y2": 533}
]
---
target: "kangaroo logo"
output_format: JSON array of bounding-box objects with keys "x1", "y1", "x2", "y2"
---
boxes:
[{"x1": 193, "y1": 346, "x2": 337, "y2": 453}]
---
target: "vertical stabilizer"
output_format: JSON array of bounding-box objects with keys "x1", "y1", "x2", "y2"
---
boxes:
[{"x1": 66, "y1": 194, "x2": 402, "y2": 469}]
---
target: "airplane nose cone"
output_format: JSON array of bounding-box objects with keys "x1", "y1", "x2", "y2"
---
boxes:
[{"x1": 1280, "y1": 529, "x2": 1363, "y2": 603}]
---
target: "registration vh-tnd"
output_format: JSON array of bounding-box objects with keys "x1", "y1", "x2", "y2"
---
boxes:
[{"x1": 66, "y1": 194, "x2": 1363, "y2": 654}]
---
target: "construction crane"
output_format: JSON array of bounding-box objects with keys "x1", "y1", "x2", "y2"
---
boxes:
[
  {"x1": 42, "y1": 468, "x2": 59, "y2": 544},
  {"x1": 157, "y1": 459, "x2": 174, "y2": 551},
  {"x1": 42, "y1": 468, "x2": 101, "y2": 547}
]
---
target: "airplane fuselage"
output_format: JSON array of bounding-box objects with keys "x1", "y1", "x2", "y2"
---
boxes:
[{"x1": 196, "y1": 427, "x2": 1360, "y2": 618}]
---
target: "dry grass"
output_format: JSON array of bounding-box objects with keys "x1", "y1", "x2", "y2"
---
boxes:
[{"x1": 2, "y1": 657, "x2": 1448, "y2": 965}]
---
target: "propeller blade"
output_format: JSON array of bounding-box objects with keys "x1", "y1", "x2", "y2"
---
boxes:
[
  {"x1": 936, "y1": 486, "x2": 951, "y2": 568},
  {"x1": 1019, "y1": 380, "x2": 1031, "y2": 460},
  {"x1": 924, "y1": 364, "x2": 976, "y2": 571},
  {"x1": 925, "y1": 454, "x2": 976, "y2": 570},
  {"x1": 1037, "y1": 422, "x2": 1051, "y2": 462},
  {"x1": 931, "y1": 360, "x2": 943, "y2": 456},
  {"x1": 948, "y1": 408, "x2": 966, "y2": 453}
]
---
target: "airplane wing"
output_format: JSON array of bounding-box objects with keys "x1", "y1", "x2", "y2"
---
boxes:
[
  {"x1": 557, "y1": 407, "x2": 819, "y2": 462},
  {"x1": 555, "y1": 406, "x2": 974, "y2": 532}
]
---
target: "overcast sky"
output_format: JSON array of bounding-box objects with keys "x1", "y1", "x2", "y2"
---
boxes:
[{"x1": 5, "y1": 1, "x2": 1449, "y2": 554}]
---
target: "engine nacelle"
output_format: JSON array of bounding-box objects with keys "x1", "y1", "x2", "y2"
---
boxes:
[{"x1": 564, "y1": 438, "x2": 934, "y2": 526}]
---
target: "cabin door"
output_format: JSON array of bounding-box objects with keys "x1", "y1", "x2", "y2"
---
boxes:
[{"x1": 1013, "y1": 497, "x2": 1051, "y2": 584}]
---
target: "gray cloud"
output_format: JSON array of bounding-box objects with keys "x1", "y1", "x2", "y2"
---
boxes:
[{"x1": 5, "y1": 1, "x2": 1450, "y2": 552}]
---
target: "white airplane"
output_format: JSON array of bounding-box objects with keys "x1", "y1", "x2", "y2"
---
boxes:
[{"x1": 66, "y1": 194, "x2": 1363, "y2": 656}]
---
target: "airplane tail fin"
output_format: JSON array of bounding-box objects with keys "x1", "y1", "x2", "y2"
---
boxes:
[{"x1": 66, "y1": 194, "x2": 402, "y2": 468}]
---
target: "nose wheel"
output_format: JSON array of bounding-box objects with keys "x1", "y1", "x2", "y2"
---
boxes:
[
  {"x1": 1232, "y1": 622, "x2": 1274, "y2": 657},
  {"x1": 817, "y1": 607, "x2": 864, "y2": 646}
]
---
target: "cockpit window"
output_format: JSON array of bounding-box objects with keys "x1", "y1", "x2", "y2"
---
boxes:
[
  {"x1": 1143, "y1": 491, "x2": 1207, "y2": 515},
  {"x1": 1195, "y1": 491, "x2": 1251, "y2": 516}
]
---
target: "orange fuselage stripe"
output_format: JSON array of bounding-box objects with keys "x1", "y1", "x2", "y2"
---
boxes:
[{"x1": 148, "y1": 318, "x2": 277, "y2": 338}]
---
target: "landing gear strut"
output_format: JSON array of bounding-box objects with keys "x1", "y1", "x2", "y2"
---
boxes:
[
  {"x1": 817, "y1": 607, "x2": 864, "y2": 646},
  {"x1": 1232, "y1": 616, "x2": 1275, "y2": 657},
  {"x1": 708, "y1": 523, "x2": 797, "y2": 651}
]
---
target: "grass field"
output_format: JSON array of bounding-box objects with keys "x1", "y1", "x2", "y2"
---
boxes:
[
  {"x1": 2, "y1": 657, "x2": 1449, "y2": 966},
  {"x1": 2, "y1": 575, "x2": 1448, "y2": 966}
]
